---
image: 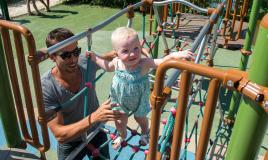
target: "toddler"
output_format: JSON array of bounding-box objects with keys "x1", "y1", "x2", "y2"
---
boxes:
[{"x1": 87, "y1": 27, "x2": 194, "y2": 149}]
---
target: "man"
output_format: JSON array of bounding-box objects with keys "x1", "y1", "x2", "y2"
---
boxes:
[
  {"x1": 27, "y1": 0, "x2": 50, "y2": 15},
  {"x1": 42, "y1": 28, "x2": 122, "y2": 159}
]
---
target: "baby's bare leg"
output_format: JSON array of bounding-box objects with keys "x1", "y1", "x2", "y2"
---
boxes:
[
  {"x1": 134, "y1": 116, "x2": 149, "y2": 134},
  {"x1": 113, "y1": 114, "x2": 128, "y2": 149},
  {"x1": 115, "y1": 114, "x2": 128, "y2": 138}
]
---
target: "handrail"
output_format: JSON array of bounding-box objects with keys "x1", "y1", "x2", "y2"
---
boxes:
[
  {"x1": 153, "y1": 0, "x2": 208, "y2": 13},
  {"x1": 148, "y1": 59, "x2": 268, "y2": 160},
  {"x1": 163, "y1": 0, "x2": 226, "y2": 88},
  {"x1": 0, "y1": 1, "x2": 151, "y2": 158},
  {"x1": 0, "y1": 20, "x2": 49, "y2": 158},
  {"x1": 222, "y1": 0, "x2": 249, "y2": 45},
  {"x1": 47, "y1": 1, "x2": 145, "y2": 55},
  {"x1": 39, "y1": 0, "x2": 219, "y2": 87},
  {"x1": 45, "y1": 0, "x2": 223, "y2": 56}
]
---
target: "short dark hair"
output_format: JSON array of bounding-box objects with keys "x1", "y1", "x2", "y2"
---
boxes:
[{"x1": 46, "y1": 28, "x2": 74, "y2": 47}]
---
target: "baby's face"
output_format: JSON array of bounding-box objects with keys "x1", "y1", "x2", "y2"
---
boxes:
[{"x1": 115, "y1": 35, "x2": 141, "y2": 68}]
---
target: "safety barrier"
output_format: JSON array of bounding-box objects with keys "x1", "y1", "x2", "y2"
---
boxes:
[
  {"x1": 222, "y1": 0, "x2": 249, "y2": 45},
  {"x1": 149, "y1": 59, "x2": 268, "y2": 160},
  {"x1": 0, "y1": 20, "x2": 50, "y2": 159}
]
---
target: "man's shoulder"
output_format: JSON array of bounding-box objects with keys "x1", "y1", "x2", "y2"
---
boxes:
[
  {"x1": 41, "y1": 70, "x2": 55, "y2": 91},
  {"x1": 41, "y1": 70, "x2": 59, "y2": 102},
  {"x1": 41, "y1": 70, "x2": 52, "y2": 82}
]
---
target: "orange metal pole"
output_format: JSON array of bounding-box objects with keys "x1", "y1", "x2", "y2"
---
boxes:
[
  {"x1": 163, "y1": 5, "x2": 168, "y2": 22},
  {"x1": 265, "y1": 150, "x2": 268, "y2": 160},
  {"x1": 1, "y1": 29, "x2": 31, "y2": 142},
  {"x1": 170, "y1": 71, "x2": 191, "y2": 160},
  {"x1": 196, "y1": 78, "x2": 220, "y2": 159},
  {"x1": 149, "y1": 59, "x2": 268, "y2": 159},
  {"x1": 13, "y1": 31, "x2": 40, "y2": 146},
  {"x1": 0, "y1": 20, "x2": 50, "y2": 154}
]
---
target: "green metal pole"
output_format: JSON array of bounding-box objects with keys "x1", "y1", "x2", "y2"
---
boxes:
[
  {"x1": 84, "y1": 36, "x2": 92, "y2": 117},
  {"x1": 0, "y1": 36, "x2": 23, "y2": 147},
  {"x1": 142, "y1": 12, "x2": 146, "y2": 40},
  {"x1": 225, "y1": 14, "x2": 268, "y2": 160},
  {"x1": 152, "y1": 6, "x2": 163, "y2": 59},
  {"x1": 0, "y1": 0, "x2": 11, "y2": 20},
  {"x1": 152, "y1": 19, "x2": 159, "y2": 59},
  {"x1": 227, "y1": 0, "x2": 262, "y2": 120}
]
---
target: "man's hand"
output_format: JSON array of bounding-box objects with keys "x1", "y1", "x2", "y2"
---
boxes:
[{"x1": 91, "y1": 99, "x2": 124, "y2": 123}]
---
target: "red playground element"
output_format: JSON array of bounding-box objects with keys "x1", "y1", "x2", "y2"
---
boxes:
[
  {"x1": 86, "y1": 144, "x2": 100, "y2": 157},
  {"x1": 110, "y1": 133, "x2": 116, "y2": 140},
  {"x1": 170, "y1": 108, "x2": 176, "y2": 116},
  {"x1": 185, "y1": 138, "x2": 191, "y2": 143},
  {"x1": 92, "y1": 149, "x2": 100, "y2": 157},
  {"x1": 131, "y1": 129, "x2": 138, "y2": 136},
  {"x1": 121, "y1": 141, "x2": 128, "y2": 147},
  {"x1": 162, "y1": 118, "x2": 167, "y2": 125},
  {"x1": 144, "y1": 150, "x2": 149, "y2": 155},
  {"x1": 85, "y1": 82, "x2": 93, "y2": 88},
  {"x1": 199, "y1": 102, "x2": 204, "y2": 107},
  {"x1": 132, "y1": 146, "x2": 139, "y2": 153}
]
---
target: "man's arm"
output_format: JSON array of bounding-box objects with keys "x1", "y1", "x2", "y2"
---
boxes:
[
  {"x1": 48, "y1": 112, "x2": 90, "y2": 143},
  {"x1": 47, "y1": 99, "x2": 123, "y2": 143}
]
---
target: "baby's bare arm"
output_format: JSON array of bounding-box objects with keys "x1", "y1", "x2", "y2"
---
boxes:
[
  {"x1": 86, "y1": 51, "x2": 115, "y2": 72},
  {"x1": 143, "y1": 50, "x2": 195, "y2": 69}
]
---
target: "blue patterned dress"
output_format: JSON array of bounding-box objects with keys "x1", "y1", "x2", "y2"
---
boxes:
[{"x1": 110, "y1": 59, "x2": 151, "y2": 117}]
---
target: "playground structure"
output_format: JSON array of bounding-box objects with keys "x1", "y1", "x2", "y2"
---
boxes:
[
  {"x1": 145, "y1": 0, "x2": 250, "y2": 50},
  {"x1": 222, "y1": 0, "x2": 249, "y2": 46},
  {"x1": 0, "y1": 0, "x2": 10, "y2": 20},
  {"x1": 0, "y1": 0, "x2": 267, "y2": 160}
]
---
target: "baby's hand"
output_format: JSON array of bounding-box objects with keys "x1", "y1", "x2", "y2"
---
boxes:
[
  {"x1": 170, "y1": 49, "x2": 195, "y2": 61},
  {"x1": 85, "y1": 50, "x2": 96, "y2": 61}
]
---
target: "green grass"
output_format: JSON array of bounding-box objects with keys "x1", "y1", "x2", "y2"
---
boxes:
[{"x1": 14, "y1": 4, "x2": 150, "y2": 49}]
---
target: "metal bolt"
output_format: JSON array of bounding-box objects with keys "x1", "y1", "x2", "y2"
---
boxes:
[
  {"x1": 264, "y1": 101, "x2": 268, "y2": 108},
  {"x1": 255, "y1": 94, "x2": 264, "y2": 102},
  {"x1": 226, "y1": 80, "x2": 234, "y2": 87}
]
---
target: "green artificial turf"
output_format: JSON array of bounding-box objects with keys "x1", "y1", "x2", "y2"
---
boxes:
[{"x1": 14, "y1": 4, "x2": 150, "y2": 49}]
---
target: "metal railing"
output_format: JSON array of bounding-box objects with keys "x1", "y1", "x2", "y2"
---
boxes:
[
  {"x1": 148, "y1": 59, "x2": 268, "y2": 160},
  {"x1": 222, "y1": 0, "x2": 249, "y2": 46},
  {"x1": 162, "y1": 0, "x2": 226, "y2": 88},
  {"x1": 1, "y1": 1, "x2": 255, "y2": 159},
  {"x1": 0, "y1": 20, "x2": 49, "y2": 159}
]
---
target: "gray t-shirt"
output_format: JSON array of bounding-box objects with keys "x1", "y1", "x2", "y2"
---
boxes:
[{"x1": 41, "y1": 54, "x2": 100, "y2": 141}]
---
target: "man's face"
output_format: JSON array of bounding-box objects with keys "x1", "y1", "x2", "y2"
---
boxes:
[{"x1": 52, "y1": 42, "x2": 80, "y2": 73}]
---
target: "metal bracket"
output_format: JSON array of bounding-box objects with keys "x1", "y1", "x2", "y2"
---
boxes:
[
  {"x1": 28, "y1": 49, "x2": 49, "y2": 65},
  {"x1": 240, "y1": 48, "x2": 252, "y2": 56},
  {"x1": 150, "y1": 87, "x2": 171, "y2": 110},
  {"x1": 126, "y1": 5, "x2": 135, "y2": 19},
  {"x1": 223, "y1": 70, "x2": 268, "y2": 113}
]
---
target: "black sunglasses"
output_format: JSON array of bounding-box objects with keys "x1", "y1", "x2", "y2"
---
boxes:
[{"x1": 58, "y1": 47, "x2": 81, "y2": 60}]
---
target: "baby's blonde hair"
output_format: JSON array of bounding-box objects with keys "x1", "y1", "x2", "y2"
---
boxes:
[{"x1": 111, "y1": 27, "x2": 139, "y2": 50}]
